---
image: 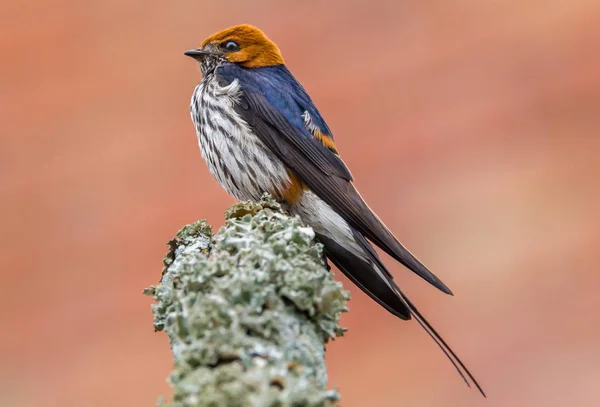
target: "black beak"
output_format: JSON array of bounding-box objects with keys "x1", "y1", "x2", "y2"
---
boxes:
[{"x1": 184, "y1": 49, "x2": 210, "y2": 60}]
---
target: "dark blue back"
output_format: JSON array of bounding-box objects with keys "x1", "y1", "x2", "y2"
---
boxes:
[{"x1": 217, "y1": 63, "x2": 333, "y2": 140}]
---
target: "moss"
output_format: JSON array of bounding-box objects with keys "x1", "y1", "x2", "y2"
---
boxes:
[{"x1": 147, "y1": 194, "x2": 349, "y2": 406}]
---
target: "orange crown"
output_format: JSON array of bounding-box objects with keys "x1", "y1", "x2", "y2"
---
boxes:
[{"x1": 201, "y1": 24, "x2": 285, "y2": 68}]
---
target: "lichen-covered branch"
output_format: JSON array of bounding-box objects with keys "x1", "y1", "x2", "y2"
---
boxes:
[{"x1": 145, "y1": 194, "x2": 350, "y2": 407}]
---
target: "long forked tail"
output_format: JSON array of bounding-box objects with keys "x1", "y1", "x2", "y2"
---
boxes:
[
  {"x1": 321, "y1": 227, "x2": 486, "y2": 397},
  {"x1": 392, "y1": 282, "x2": 486, "y2": 397}
]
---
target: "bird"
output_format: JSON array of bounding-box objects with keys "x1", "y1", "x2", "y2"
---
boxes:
[{"x1": 184, "y1": 24, "x2": 485, "y2": 396}]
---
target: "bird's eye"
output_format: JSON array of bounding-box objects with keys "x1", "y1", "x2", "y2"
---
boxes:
[{"x1": 222, "y1": 40, "x2": 240, "y2": 52}]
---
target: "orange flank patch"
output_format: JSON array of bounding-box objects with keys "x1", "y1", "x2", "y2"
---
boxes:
[
  {"x1": 313, "y1": 129, "x2": 338, "y2": 152},
  {"x1": 201, "y1": 24, "x2": 285, "y2": 68},
  {"x1": 280, "y1": 170, "x2": 307, "y2": 204}
]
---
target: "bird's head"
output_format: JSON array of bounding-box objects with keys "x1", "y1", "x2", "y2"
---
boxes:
[{"x1": 185, "y1": 24, "x2": 284, "y2": 75}]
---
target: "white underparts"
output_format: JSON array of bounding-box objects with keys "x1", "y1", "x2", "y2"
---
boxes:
[{"x1": 289, "y1": 191, "x2": 369, "y2": 261}]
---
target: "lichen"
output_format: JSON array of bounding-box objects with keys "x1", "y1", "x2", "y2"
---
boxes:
[{"x1": 146, "y1": 194, "x2": 349, "y2": 407}]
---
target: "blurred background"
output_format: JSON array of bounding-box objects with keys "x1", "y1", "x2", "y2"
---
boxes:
[{"x1": 1, "y1": 1, "x2": 599, "y2": 406}]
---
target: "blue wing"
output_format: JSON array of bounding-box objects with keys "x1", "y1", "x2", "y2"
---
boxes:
[{"x1": 217, "y1": 63, "x2": 452, "y2": 294}]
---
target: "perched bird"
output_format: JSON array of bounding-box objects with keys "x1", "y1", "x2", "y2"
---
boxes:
[{"x1": 185, "y1": 24, "x2": 484, "y2": 395}]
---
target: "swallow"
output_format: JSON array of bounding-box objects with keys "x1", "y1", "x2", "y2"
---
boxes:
[{"x1": 185, "y1": 24, "x2": 484, "y2": 396}]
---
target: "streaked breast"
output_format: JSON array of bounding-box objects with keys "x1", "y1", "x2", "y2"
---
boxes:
[{"x1": 190, "y1": 74, "x2": 291, "y2": 201}]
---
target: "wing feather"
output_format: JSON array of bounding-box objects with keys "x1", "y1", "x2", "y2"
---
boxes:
[{"x1": 218, "y1": 64, "x2": 451, "y2": 294}]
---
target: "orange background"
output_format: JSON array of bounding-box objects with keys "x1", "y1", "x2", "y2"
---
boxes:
[{"x1": 2, "y1": 1, "x2": 599, "y2": 406}]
